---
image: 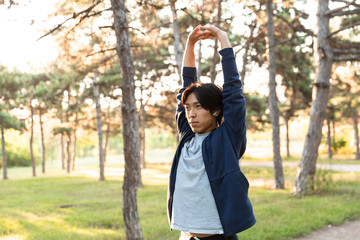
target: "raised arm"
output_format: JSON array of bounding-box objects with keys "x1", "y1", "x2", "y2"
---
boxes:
[
  {"x1": 201, "y1": 25, "x2": 246, "y2": 156},
  {"x1": 176, "y1": 25, "x2": 210, "y2": 135},
  {"x1": 182, "y1": 25, "x2": 210, "y2": 67}
]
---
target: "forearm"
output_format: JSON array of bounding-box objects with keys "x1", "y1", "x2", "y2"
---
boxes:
[
  {"x1": 182, "y1": 42, "x2": 196, "y2": 68},
  {"x1": 218, "y1": 33, "x2": 231, "y2": 50}
]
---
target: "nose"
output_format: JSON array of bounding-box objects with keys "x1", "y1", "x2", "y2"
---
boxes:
[{"x1": 188, "y1": 108, "x2": 196, "y2": 118}]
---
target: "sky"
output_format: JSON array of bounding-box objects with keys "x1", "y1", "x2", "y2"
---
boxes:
[{"x1": 0, "y1": 0, "x2": 59, "y2": 72}]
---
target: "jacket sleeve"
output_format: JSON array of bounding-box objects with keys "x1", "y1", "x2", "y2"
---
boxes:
[
  {"x1": 219, "y1": 48, "x2": 247, "y2": 158},
  {"x1": 175, "y1": 67, "x2": 197, "y2": 137}
]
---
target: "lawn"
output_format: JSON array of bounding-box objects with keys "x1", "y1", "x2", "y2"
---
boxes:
[{"x1": 0, "y1": 156, "x2": 360, "y2": 240}]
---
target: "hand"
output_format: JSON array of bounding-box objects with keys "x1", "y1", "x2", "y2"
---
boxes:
[
  {"x1": 199, "y1": 25, "x2": 225, "y2": 40},
  {"x1": 186, "y1": 25, "x2": 212, "y2": 46},
  {"x1": 200, "y1": 25, "x2": 231, "y2": 49}
]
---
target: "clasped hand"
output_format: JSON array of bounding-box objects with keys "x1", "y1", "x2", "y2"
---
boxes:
[{"x1": 187, "y1": 25, "x2": 230, "y2": 50}]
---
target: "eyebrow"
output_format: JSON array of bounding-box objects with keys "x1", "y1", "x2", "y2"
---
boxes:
[{"x1": 185, "y1": 101, "x2": 200, "y2": 105}]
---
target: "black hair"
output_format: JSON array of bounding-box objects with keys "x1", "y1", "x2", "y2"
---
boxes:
[{"x1": 181, "y1": 82, "x2": 223, "y2": 125}]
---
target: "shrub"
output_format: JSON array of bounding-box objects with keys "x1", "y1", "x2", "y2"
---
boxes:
[{"x1": 0, "y1": 143, "x2": 39, "y2": 168}]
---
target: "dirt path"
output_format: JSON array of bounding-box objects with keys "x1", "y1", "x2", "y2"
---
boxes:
[
  {"x1": 241, "y1": 161, "x2": 360, "y2": 239},
  {"x1": 241, "y1": 161, "x2": 360, "y2": 172},
  {"x1": 292, "y1": 219, "x2": 360, "y2": 240}
]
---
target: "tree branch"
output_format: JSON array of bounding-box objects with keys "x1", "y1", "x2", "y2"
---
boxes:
[
  {"x1": 37, "y1": 0, "x2": 103, "y2": 41},
  {"x1": 333, "y1": 54, "x2": 360, "y2": 61},
  {"x1": 86, "y1": 48, "x2": 117, "y2": 57},
  {"x1": 326, "y1": 0, "x2": 354, "y2": 16},
  {"x1": 274, "y1": 13, "x2": 315, "y2": 36},
  {"x1": 330, "y1": 38, "x2": 360, "y2": 49},
  {"x1": 145, "y1": 22, "x2": 172, "y2": 34},
  {"x1": 328, "y1": 20, "x2": 360, "y2": 37},
  {"x1": 99, "y1": 25, "x2": 114, "y2": 30},
  {"x1": 331, "y1": 0, "x2": 360, "y2": 8},
  {"x1": 326, "y1": 8, "x2": 360, "y2": 17},
  {"x1": 333, "y1": 48, "x2": 360, "y2": 54}
]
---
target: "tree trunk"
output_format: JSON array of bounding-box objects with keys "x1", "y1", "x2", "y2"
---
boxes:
[
  {"x1": 210, "y1": 0, "x2": 222, "y2": 84},
  {"x1": 240, "y1": 23, "x2": 256, "y2": 87},
  {"x1": 1, "y1": 126, "x2": 8, "y2": 180},
  {"x1": 93, "y1": 72, "x2": 105, "y2": 181},
  {"x1": 295, "y1": 0, "x2": 333, "y2": 195},
  {"x1": 111, "y1": 0, "x2": 143, "y2": 239},
  {"x1": 266, "y1": 0, "x2": 284, "y2": 189},
  {"x1": 140, "y1": 102, "x2": 146, "y2": 169},
  {"x1": 197, "y1": 40, "x2": 203, "y2": 79},
  {"x1": 170, "y1": 0, "x2": 183, "y2": 85},
  {"x1": 354, "y1": 113, "x2": 360, "y2": 160},
  {"x1": 332, "y1": 118, "x2": 335, "y2": 143},
  {"x1": 60, "y1": 134, "x2": 65, "y2": 170},
  {"x1": 72, "y1": 111, "x2": 79, "y2": 171},
  {"x1": 104, "y1": 122, "x2": 110, "y2": 164},
  {"x1": 30, "y1": 103, "x2": 36, "y2": 177},
  {"x1": 327, "y1": 116, "x2": 333, "y2": 159},
  {"x1": 66, "y1": 132, "x2": 71, "y2": 174},
  {"x1": 39, "y1": 108, "x2": 46, "y2": 174},
  {"x1": 285, "y1": 116, "x2": 290, "y2": 158}
]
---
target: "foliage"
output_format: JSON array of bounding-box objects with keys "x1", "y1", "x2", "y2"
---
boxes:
[
  {"x1": 0, "y1": 142, "x2": 39, "y2": 168},
  {"x1": 245, "y1": 93, "x2": 270, "y2": 131},
  {"x1": 332, "y1": 139, "x2": 347, "y2": 154},
  {"x1": 314, "y1": 167, "x2": 334, "y2": 192},
  {"x1": 145, "y1": 128, "x2": 177, "y2": 149}
]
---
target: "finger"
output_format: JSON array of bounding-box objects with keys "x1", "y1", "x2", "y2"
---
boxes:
[{"x1": 200, "y1": 25, "x2": 215, "y2": 31}]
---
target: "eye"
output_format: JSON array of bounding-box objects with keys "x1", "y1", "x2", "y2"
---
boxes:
[{"x1": 196, "y1": 104, "x2": 202, "y2": 108}]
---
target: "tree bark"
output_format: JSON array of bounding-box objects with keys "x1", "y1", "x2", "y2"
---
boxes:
[
  {"x1": 39, "y1": 108, "x2": 46, "y2": 174},
  {"x1": 104, "y1": 121, "x2": 110, "y2": 164},
  {"x1": 210, "y1": 0, "x2": 222, "y2": 84},
  {"x1": 266, "y1": 0, "x2": 284, "y2": 189},
  {"x1": 240, "y1": 23, "x2": 256, "y2": 87},
  {"x1": 140, "y1": 102, "x2": 146, "y2": 169},
  {"x1": 170, "y1": 0, "x2": 183, "y2": 85},
  {"x1": 111, "y1": 0, "x2": 143, "y2": 239},
  {"x1": 60, "y1": 134, "x2": 65, "y2": 170},
  {"x1": 327, "y1": 116, "x2": 333, "y2": 159},
  {"x1": 295, "y1": 0, "x2": 333, "y2": 195},
  {"x1": 66, "y1": 132, "x2": 71, "y2": 174},
  {"x1": 93, "y1": 72, "x2": 105, "y2": 181},
  {"x1": 197, "y1": 40, "x2": 203, "y2": 78},
  {"x1": 1, "y1": 126, "x2": 8, "y2": 180},
  {"x1": 64, "y1": 110, "x2": 72, "y2": 174},
  {"x1": 30, "y1": 103, "x2": 36, "y2": 177},
  {"x1": 285, "y1": 116, "x2": 290, "y2": 158},
  {"x1": 354, "y1": 113, "x2": 360, "y2": 160},
  {"x1": 72, "y1": 111, "x2": 79, "y2": 171}
]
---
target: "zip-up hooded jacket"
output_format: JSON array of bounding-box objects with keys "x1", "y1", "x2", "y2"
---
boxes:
[{"x1": 167, "y1": 48, "x2": 256, "y2": 236}]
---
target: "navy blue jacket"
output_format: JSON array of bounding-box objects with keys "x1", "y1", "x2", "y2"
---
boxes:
[{"x1": 167, "y1": 48, "x2": 256, "y2": 236}]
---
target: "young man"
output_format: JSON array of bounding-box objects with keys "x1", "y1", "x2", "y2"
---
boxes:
[{"x1": 167, "y1": 25, "x2": 256, "y2": 240}]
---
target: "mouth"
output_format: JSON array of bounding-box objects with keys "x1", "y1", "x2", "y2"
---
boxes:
[{"x1": 190, "y1": 122, "x2": 199, "y2": 126}]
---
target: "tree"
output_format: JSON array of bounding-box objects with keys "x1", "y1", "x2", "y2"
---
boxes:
[
  {"x1": 0, "y1": 68, "x2": 25, "y2": 180},
  {"x1": 170, "y1": 0, "x2": 183, "y2": 84},
  {"x1": 92, "y1": 72, "x2": 105, "y2": 181},
  {"x1": 0, "y1": 111, "x2": 24, "y2": 180},
  {"x1": 295, "y1": 0, "x2": 360, "y2": 195},
  {"x1": 266, "y1": 0, "x2": 284, "y2": 189},
  {"x1": 111, "y1": 0, "x2": 143, "y2": 238}
]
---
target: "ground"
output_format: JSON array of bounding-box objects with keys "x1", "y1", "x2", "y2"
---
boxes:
[{"x1": 293, "y1": 219, "x2": 360, "y2": 240}]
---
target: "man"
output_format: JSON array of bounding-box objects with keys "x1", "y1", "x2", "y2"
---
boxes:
[{"x1": 167, "y1": 25, "x2": 256, "y2": 240}]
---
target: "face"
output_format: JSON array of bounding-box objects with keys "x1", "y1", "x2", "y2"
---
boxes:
[{"x1": 185, "y1": 93, "x2": 218, "y2": 134}]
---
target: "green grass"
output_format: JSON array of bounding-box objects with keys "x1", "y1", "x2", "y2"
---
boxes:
[{"x1": 0, "y1": 158, "x2": 360, "y2": 240}]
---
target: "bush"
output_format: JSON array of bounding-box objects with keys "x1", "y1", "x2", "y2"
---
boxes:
[{"x1": 0, "y1": 143, "x2": 39, "y2": 168}]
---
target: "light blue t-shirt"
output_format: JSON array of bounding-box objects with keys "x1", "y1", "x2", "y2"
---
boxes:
[{"x1": 170, "y1": 132, "x2": 224, "y2": 234}]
